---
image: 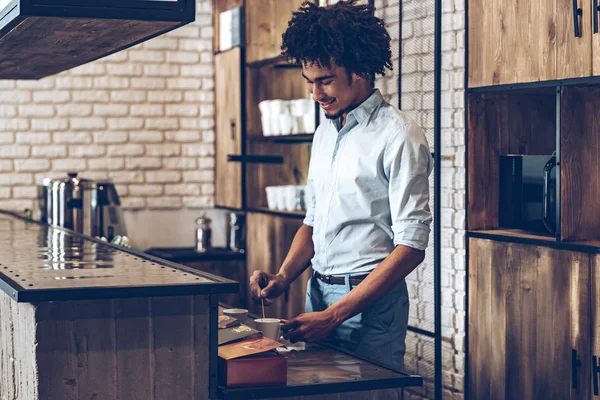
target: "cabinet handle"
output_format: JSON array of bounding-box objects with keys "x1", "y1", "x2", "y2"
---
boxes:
[
  {"x1": 593, "y1": 355, "x2": 600, "y2": 395},
  {"x1": 595, "y1": 0, "x2": 600, "y2": 33},
  {"x1": 573, "y1": 0, "x2": 583, "y2": 37},
  {"x1": 573, "y1": 349, "x2": 582, "y2": 389},
  {"x1": 230, "y1": 119, "x2": 236, "y2": 141}
]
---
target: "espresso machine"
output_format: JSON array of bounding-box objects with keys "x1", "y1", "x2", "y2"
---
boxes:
[{"x1": 38, "y1": 172, "x2": 128, "y2": 242}]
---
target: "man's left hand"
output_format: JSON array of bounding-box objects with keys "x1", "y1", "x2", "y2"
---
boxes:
[{"x1": 281, "y1": 311, "x2": 341, "y2": 343}]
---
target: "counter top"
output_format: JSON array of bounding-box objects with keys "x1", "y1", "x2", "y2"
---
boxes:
[{"x1": 0, "y1": 211, "x2": 238, "y2": 302}]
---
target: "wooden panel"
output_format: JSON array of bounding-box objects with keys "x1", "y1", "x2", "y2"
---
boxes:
[
  {"x1": 245, "y1": 0, "x2": 306, "y2": 63},
  {"x1": 593, "y1": 8, "x2": 600, "y2": 75},
  {"x1": 115, "y1": 298, "x2": 152, "y2": 400},
  {"x1": 152, "y1": 296, "x2": 194, "y2": 399},
  {"x1": 468, "y1": 238, "x2": 590, "y2": 400},
  {"x1": 31, "y1": 295, "x2": 210, "y2": 400},
  {"x1": 591, "y1": 254, "x2": 600, "y2": 399},
  {"x1": 561, "y1": 86, "x2": 600, "y2": 241},
  {"x1": 215, "y1": 48, "x2": 243, "y2": 209},
  {"x1": 246, "y1": 65, "x2": 309, "y2": 137},
  {"x1": 70, "y1": 300, "x2": 117, "y2": 400},
  {"x1": 213, "y1": 0, "x2": 244, "y2": 52},
  {"x1": 0, "y1": 16, "x2": 181, "y2": 80},
  {"x1": 556, "y1": 0, "x2": 592, "y2": 79},
  {"x1": 246, "y1": 212, "x2": 311, "y2": 319},
  {"x1": 467, "y1": 92, "x2": 555, "y2": 230},
  {"x1": 246, "y1": 141, "x2": 311, "y2": 209},
  {"x1": 468, "y1": 0, "x2": 555, "y2": 87},
  {"x1": 0, "y1": 291, "x2": 37, "y2": 400}
]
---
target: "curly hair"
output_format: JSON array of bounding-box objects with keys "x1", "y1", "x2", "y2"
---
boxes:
[{"x1": 281, "y1": 0, "x2": 392, "y2": 81}]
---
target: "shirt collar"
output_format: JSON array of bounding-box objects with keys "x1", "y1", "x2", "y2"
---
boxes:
[{"x1": 333, "y1": 89, "x2": 384, "y2": 127}]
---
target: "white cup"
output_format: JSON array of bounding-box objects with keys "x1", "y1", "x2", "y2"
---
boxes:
[
  {"x1": 283, "y1": 186, "x2": 296, "y2": 211},
  {"x1": 259, "y1": 100, "x2": 272, "y2": 116},
  {"x1": 279, "y1": 114, "x2": 293, "y2": 135},
  {"x1": 261, "y1": 115, "x2": 273, "y2": 136},
  {"x1": 265, "y1": 186, "x2": 277, "y2": 209},
  {"x1": 274, "y1": 186, "x2": 286, "y2": 210},
  {"x1": 270, "y1": 115, "x2": 281, "y2": 135},
  {"x1": 269, "y1": 100, "x2": 284, "y2": 115},
  {"x1": 254, "y1": 318, "x2": 281, "y2": 341},
  {"x1": 291, "y1": 99, "x2": 306, "y2": 116},
  {"x1": 303, "y1": 114, "x2": 315, "y2": 133},
  {"x1": 223, "y1": 308, "x2": 248, "y2": 323},
  {"x1": 292, "y1": 116, "x2": 303, "y2": 134}
]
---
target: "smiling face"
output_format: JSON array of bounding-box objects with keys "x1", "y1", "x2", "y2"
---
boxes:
[{"x1": 302, "y1": 62, "x2": 372, "y2": 121}]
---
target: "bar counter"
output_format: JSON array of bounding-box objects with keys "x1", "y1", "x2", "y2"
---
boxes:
[
  {"x1": 0, "y1": 211, "x2": 422, "y2": 399},
  {"x1": 0, "y1": 211, "x2": 236, "y2": 400}
]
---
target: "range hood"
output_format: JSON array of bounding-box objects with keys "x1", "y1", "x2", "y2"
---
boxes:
[{"x1": 0, "y1": 0, "x2": 195, "y2": 79}]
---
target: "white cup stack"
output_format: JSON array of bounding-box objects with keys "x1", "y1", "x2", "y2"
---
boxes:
[
  {"x1": 259, "y1": 99, "x2": 315, "y2": 136},
  {"x1": 265, "y1": 185, "x2": 306, "y2": 212}
]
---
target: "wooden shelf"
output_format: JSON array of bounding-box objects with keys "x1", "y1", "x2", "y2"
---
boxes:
[
  {"x1": 247, "y1": 134, "x2": 314, "y2": 143},
  {"x1": 467, "y1": 229, "x2": 600, "y2": 253},
  {"x1": 247, "y1": 207, "x2": 306, "y2": 219}
]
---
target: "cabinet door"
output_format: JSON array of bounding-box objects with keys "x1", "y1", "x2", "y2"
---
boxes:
[
  {"x1": 557, "y1": 0, "x2": 593, "y2": 79},
  {"x1": 245, "y1": 0, "x2": 306, "y2": 63},
  {"x1": 468, "y1": 0, "x2": 556, "y2": 87},
  {"x1": 590, "y1": 255, "x2": 600, "y2": 398},
  {"x1": 246, "y1": 212, "x2": 311, "y2": 319},
  {"x1": 469, "y1": 239, "x2": 590, "y2": 400},
  {"x1": 215, "y1": 48, "x2": 243, "y2": 209},
  {"x1": 592, "y1": 5, "x2": 600, "y2": 76}
]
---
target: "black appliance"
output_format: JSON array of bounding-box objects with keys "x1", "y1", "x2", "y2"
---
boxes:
[{"x1": 499, "y1": 155, "x2": 557, "y2": 234}]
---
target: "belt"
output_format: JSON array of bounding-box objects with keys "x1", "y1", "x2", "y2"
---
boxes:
[{"x1": 314, "y1": 271, "x2": 370, "y2": 286}]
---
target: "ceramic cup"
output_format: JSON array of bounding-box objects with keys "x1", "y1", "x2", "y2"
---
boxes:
[
  {"x1": 279, "y1": 114, "x2": 293, "y2": 135},
  {"x1": 223, "y1": 308, "x2": 248, "y2": 323},
  {"x1": 265, "y1": 186, "x2": 277, "y2": 209},
  {"x1": 274, "y1": 186, "x2": 286, "y2": 210},
  {"x1": 254, "y1": 318, "x2": 281, "y2": 341}
]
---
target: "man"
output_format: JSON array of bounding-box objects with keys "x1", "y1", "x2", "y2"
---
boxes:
[{"x1": 249, "y1": 0, "x2": 432, "y2": 371}]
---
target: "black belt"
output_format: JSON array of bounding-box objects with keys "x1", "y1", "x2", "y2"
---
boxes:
[{"x1": 314, "y1": 271, "x2": 369, "y2": 286}]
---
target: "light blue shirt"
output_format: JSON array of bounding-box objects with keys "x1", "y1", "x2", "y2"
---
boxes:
[{"x1": 303, "y1": 89, "x2": 432, "y2": 275}]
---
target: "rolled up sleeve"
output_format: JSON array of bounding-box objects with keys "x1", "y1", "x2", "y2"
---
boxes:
[{"x1": 385, "y1": 123, "x2": 433, "y2": 251}]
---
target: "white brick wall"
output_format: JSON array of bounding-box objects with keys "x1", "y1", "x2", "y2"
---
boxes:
[{"x1": 0, "y1": 0, "x2": 215, "y2": 216}]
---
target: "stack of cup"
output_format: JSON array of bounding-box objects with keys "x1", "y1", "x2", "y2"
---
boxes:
[
  {"x1": 259, "y1": 99, "x2": 316, "y2": 136},
  {"x1": 265, "y1": 185, "x2": 306, "y2": 211}
]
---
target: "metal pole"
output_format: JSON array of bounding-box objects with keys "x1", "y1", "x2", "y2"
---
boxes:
[{"x1": 433, "y1": 0, "x2": 442, "y2": 396}]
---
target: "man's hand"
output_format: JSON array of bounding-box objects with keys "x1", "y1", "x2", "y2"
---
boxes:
[
  {"x1": 281, "y1": 311, "x2": 341, "y2": 343},
  {"x1": 249, "y1": 271, "x2": 288, "y2": 306}
]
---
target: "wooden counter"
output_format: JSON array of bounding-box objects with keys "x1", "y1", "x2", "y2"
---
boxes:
[
  {"x1": 218, "y1": 308, "x2": 423, "y2": 399},
  {"x1": 0, "y1": 212, "x2": 237, "y2": 400}
]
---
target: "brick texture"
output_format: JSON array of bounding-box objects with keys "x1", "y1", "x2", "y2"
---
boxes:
[{"x1": 0, "y1": 0, "x2": 215, "y2": 213}]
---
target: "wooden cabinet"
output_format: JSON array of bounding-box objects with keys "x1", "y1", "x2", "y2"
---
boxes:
[
  {"x1": 468, "y1": 0, "x2": 596, "y2": 86},
  {"x1": 246, "y1": 212, "x2": 312, "y2": 319},
  {"x1": 556, "y1": 0, "x2": 593, "y2": 79},
  {"x1": 468, "y1": 0, "x2": 556, "y2": 86},
  {"x1": 245, "y1": 0, "x2": 306, "y2": 64},
  {"x1": 215, "y1": 48, "x2": 243, "y2": 209},
  {"x1": 469, "y1": 238, "x2": 591, "y2": 400}
]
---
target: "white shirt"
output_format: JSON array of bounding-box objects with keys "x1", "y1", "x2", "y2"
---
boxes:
[{"x1": 303, "y1": 89, "x2": 432, "y2": 275}]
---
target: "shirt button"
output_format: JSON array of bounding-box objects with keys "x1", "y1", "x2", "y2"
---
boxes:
[
  {"x1": 328, "y1": 186, "x2": 333, "y2": 192},
  {"x1": 334, "y1": 156, "x2": 338, "y2": 161}
]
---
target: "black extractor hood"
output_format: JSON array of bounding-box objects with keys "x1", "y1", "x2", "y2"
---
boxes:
[{"x1": 0, "y1": 0, "x2": 195, "y2": 79}]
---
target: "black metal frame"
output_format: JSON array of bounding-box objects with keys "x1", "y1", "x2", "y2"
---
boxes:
[{"x1": 433, "y1": 0, "x2": 442, "y2": 398}]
